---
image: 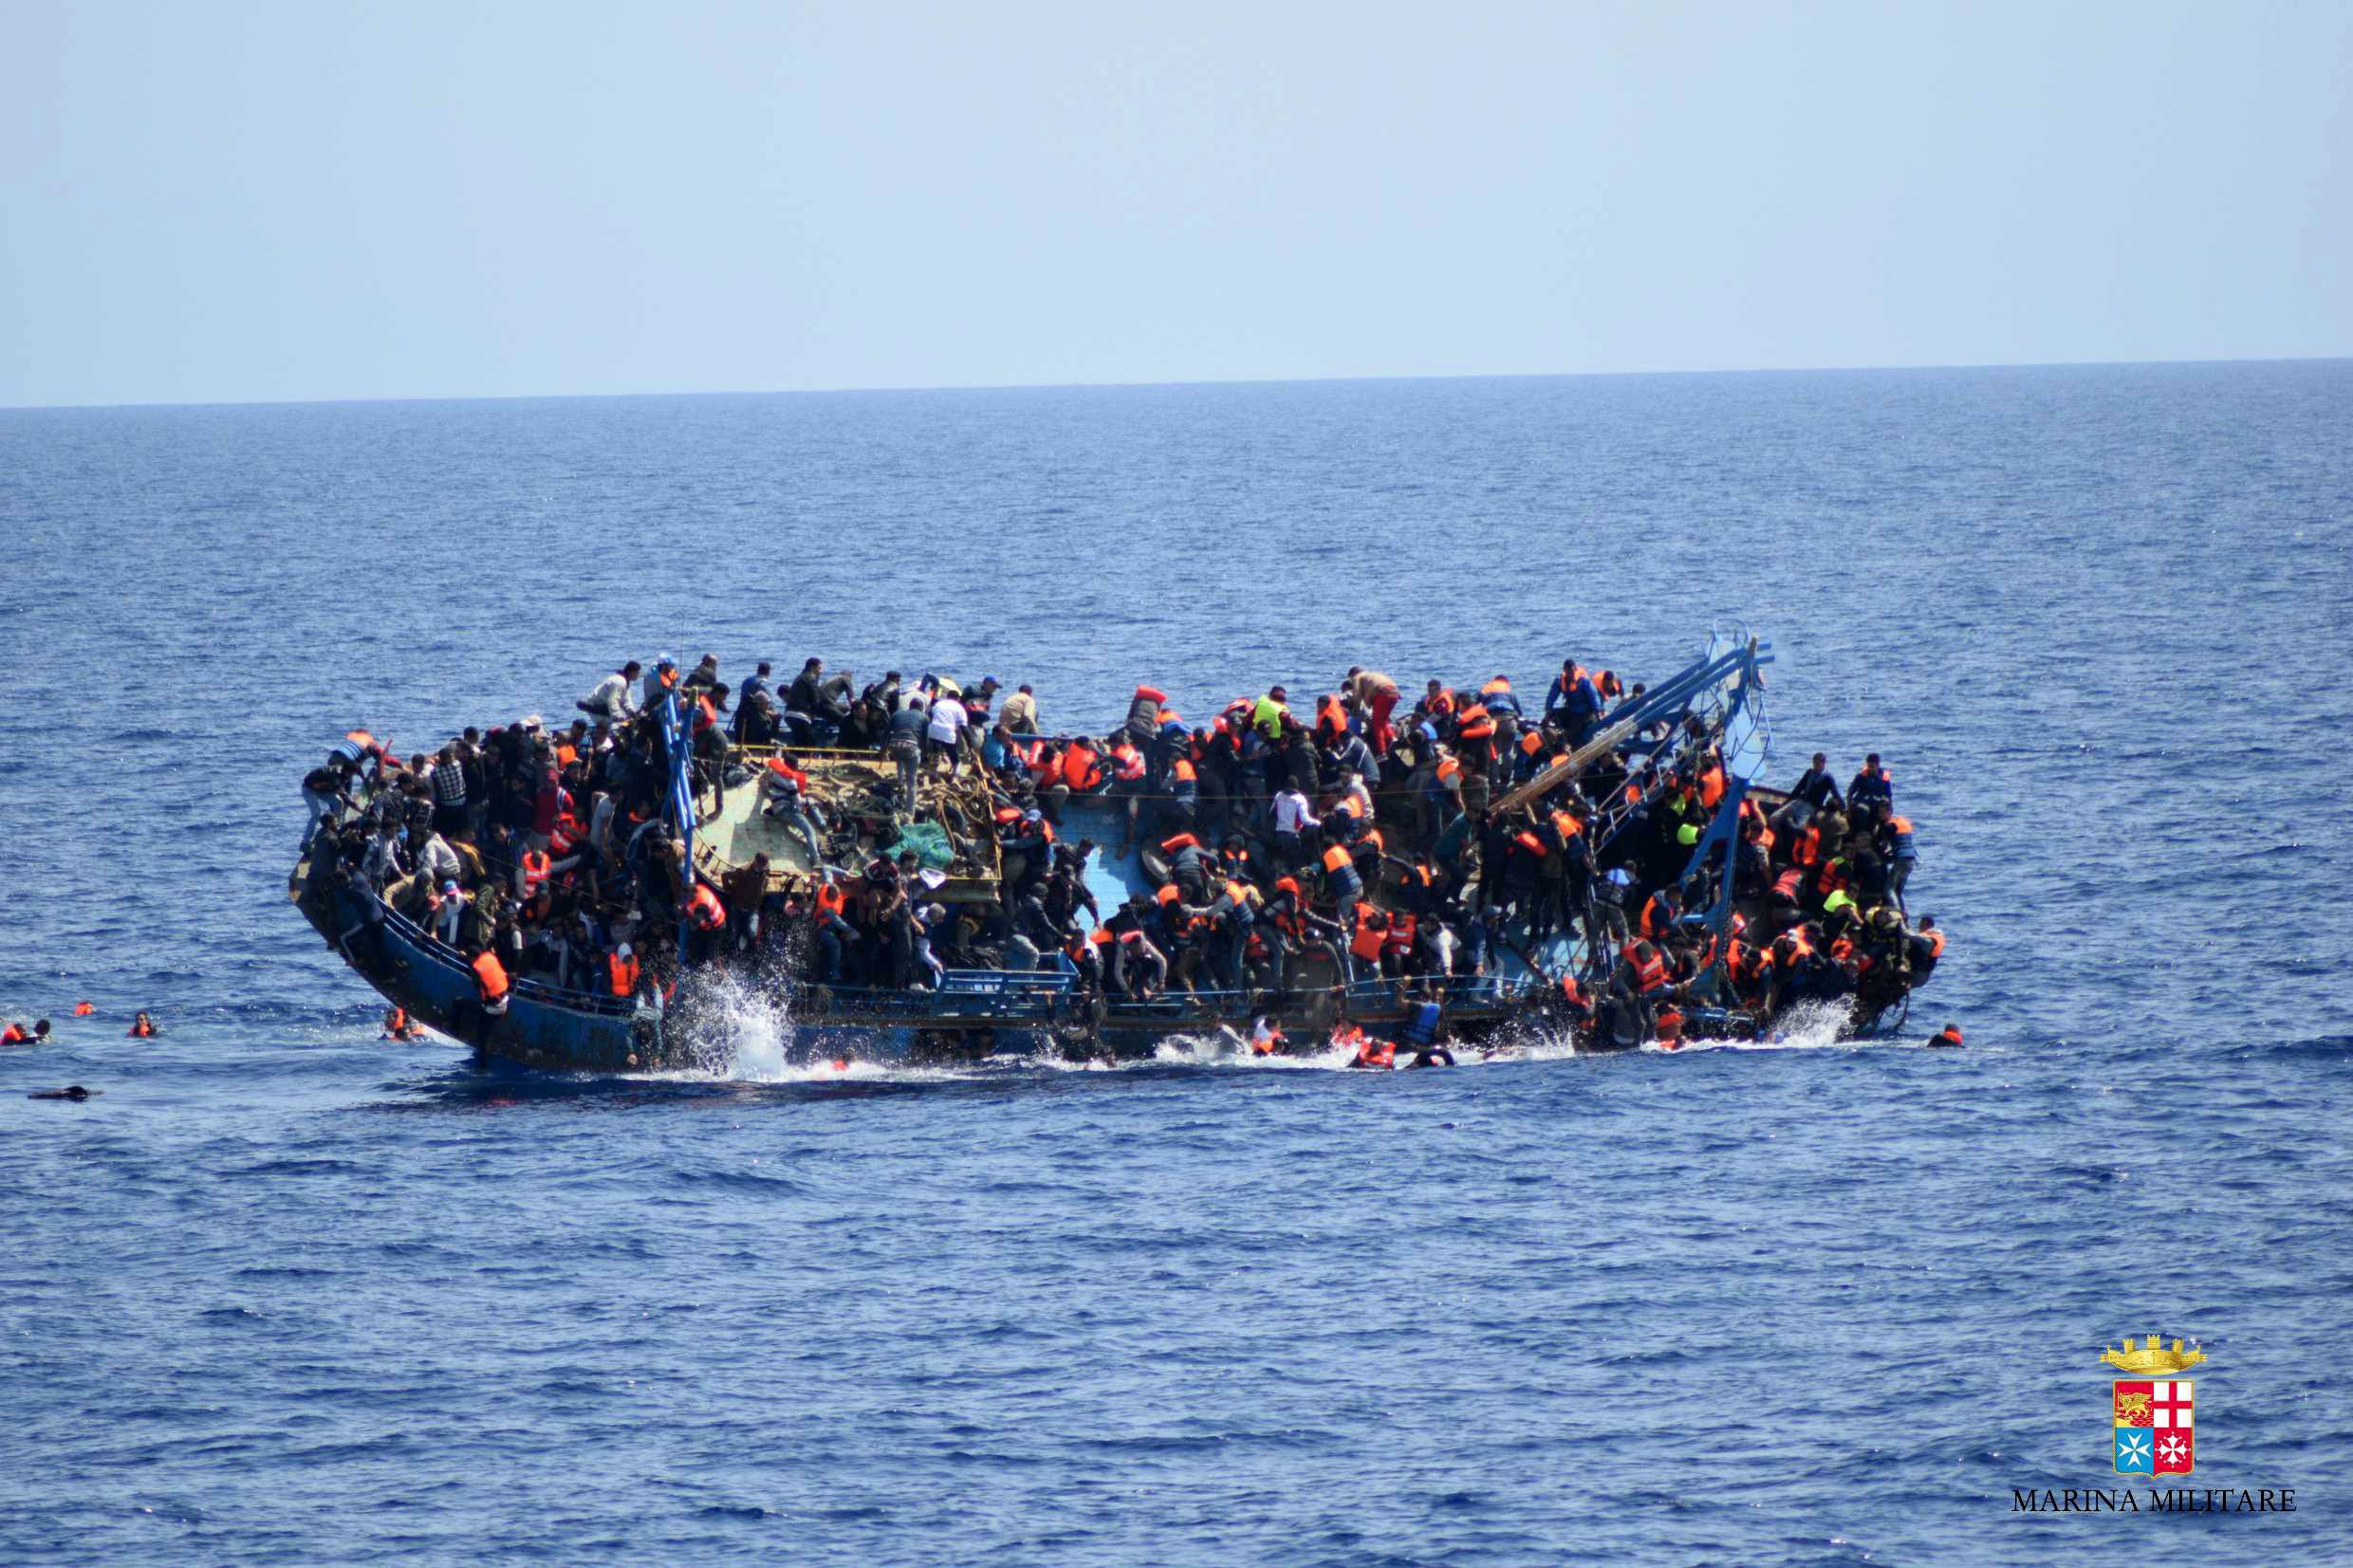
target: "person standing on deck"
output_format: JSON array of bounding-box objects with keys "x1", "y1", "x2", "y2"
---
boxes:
[
  {"x1": 1847, "y1": 753, "x2": 1894, "y2": 814},
  {"x1": 923, "y1": 684, "x2": 968, "y2": 776},
  {"x1": 886, "y1": 695, "x2": 928, "y2": 811},
  {"x1": 1344, "y1": 668, "x2": 1400, "y2": 756},
  {"x1": 1772, "y1": 752, "x2": 1843, "y2": 834}
]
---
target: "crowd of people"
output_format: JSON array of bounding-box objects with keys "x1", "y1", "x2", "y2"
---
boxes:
[{"x1": 294, "y1": 649, "x2": 1949, "y2": 1047}]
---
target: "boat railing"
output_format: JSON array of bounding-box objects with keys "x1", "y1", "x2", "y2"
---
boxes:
[
  {"x1": 375, "y1": 901, "x2": 642, "y2": 1019},
  {"x1": 797, "y1": 970, "x2": 1514, "y2": 1025}
]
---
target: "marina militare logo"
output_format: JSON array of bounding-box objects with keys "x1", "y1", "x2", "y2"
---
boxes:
[{"x1": 2103, "y1": 1335, "x2": 2205, "y2": 1477}]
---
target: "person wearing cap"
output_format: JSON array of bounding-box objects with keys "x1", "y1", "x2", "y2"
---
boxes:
[{"x1": 431, "y1": 878, "x2": 467, "y2": 945}]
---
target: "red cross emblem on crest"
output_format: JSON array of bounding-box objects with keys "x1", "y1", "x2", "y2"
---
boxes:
[{"x1": 2113, "y1": 1379, "x2": 2194, "y2": 1475}]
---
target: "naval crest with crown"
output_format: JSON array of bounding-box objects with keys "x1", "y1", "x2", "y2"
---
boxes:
[{"x1": 2103, "y1": 1335, "x2": 2205, "y2": 1477}]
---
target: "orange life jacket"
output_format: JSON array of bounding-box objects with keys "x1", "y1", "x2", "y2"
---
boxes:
[
  {"x1": 1934, "y1": 1024, "x2": 1963, "y2": 1046},
  {"x1": 1479, "y1": 676, "x2": 1512, "y2": 699},
  {"x1": 1331, "y1": 1021, "x2": 1366, "y2": 1050},
  {"x1": 608, "y1": 952, "x2": 640, "y2": 997},
  {"x1": 1353, "y1": 1038, "x2": 1396, "y2": 1069},
  {"x1": 1171, "y1": 756, "x2": 1196, "y2": 784},
  {"x1": 1698, "y1": 766, "x2": 1726, "y2": 808},
  {"x1": 521, "y1": 849, "x2": 551, "y2": 894},
  {"x1": 1155, "y1": 880, "x2": 1182, "y2": 908},
  {"x1": 766, "y1": 756, "x2": 808, "y2": 790},
  {"x1": 1925, "y1": 930, "x2": 1946, "y2": 959},
  {"x1": 1654, "y1": 1007, "x2": 1684, "y2": 1047},
  {"x1": 1349, "y1": 903, "x2": 1388, "y2": 962},
  {"x1": 1382, "y1": 911, "x2": 1417, "y2": 957},
  {"x1": 73, "y1": 1002, "x2": 94, "y2": 1017},
  {"x1": 1631, "y1": 950, "x2": 1667, "y2": 991},
  {"x1": 1110, "y1": 743, "x2": 1145, "y2": 783},
  {"x1": 472, "y1": 950, "x2": 510, "y2": 1003},
  {"x1": 129, "y1": 1020, "x2": 156, "y2": 1039},
  {"x1": 816, "y1": 881, "x2": 847, "y2": 919},
  {"x1": 385, "y1": 1006, "x2": 410, "y2": 1036},
  {"x1": 1161, "y1": 832, "x2": 1201, "y2": 857},
  {"x1": 686, "y1": 882, "x2": 727, "y2": 932},
  {"x1": 1062, "y1": 743, "x2": 1102, "y2": 792},
  {"x1": 1514, "y1": 829, "x2": 1546, "y2": 858},
  {"x1": 1322, "y1": 843, "x2": 1355, "y2": 879},
  {"x1": 1, "y1": 1024, "x2": 24, "y2": 1043}
]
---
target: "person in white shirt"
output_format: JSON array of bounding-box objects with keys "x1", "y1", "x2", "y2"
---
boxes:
[
  {"x1": 1271, "y1": 786, "x2": 1320, "y2": 870},
  {"x1": 580, "y1": 662, "x2": 642, "y2": 723},
  {"x1": 924, "y1": 691, "x2": 968, "y2": 777}
]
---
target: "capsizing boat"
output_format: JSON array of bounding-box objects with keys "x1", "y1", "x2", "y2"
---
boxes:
[{"x1": 288, "y1": 632, "x2": 1940, "y2": 1074}]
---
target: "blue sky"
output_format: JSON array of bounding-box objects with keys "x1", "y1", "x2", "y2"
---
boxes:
[{"x1": 2, "y1": 0, "x2": 2346, "y2": 407}]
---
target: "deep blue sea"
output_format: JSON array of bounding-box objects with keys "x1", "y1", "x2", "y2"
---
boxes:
[{"x1": 3, "y1": 363, "x2": 2350, "y2": 1564}]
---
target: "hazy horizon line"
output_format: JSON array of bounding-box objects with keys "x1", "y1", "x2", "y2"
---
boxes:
[{"x1": 5, "y1": 351, "x2": 2345, "y2": 416}]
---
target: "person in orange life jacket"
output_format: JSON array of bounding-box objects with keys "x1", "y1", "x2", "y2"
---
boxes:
[
  {"x1": 1847, "y1": 752, "x2": 1893, "y2": 814},
  {"x1": 602, "y1": 942, "x2": 642, "y2": 1002},
  {"x1": 1639, "y1": 886, "x2": 1681, "y2": 942},
  {"x1": 1477, "y1": 673, "x2": 1522, "y2": 718},
  {"x1": 1251, "y1": 1017, "x2": 1288, "y2": 1056},
  {"x1": 1318, "y1": 833, "x2": 1364, "y2": 909},
  {"x1": 1907, "y1": 914, "x2": 1945, "y2": 981},
  {"x1": 1869, "y1": 800, "x2": 1919, "y2": 900},
  {"x1": 1258, "y1": 875, "x2": 1345, "y2": 986},
  {"x1": 1930, "y1": 1022, "x2": 1963, "y2": 1048},
  {"x1": 811, "y1": 881, "x2": 858, "y2": 985},
  {"x1": 1104, "y1": 897, "x2": 1169, "y2": 998},
  {"x1": 380, "y1": 1006, "x2": 418, "y2": 1041},
  {"x1": 1345, "y1": 900, "x2": 1393, "y2": 983},
  {"x1": 127, "y1": 1011, "x2": 158, "y2": 1039},
  {"x1": 1147, "y1": 704, "x2": 1189, "y2": 792},
  {"x1": 1347, "y1": 1032, "x2": 1397, "y2": 1070},
  {"x1": 1162, "y1": 743, "x2": 1200, "y2": 834},
  {"x1": 1195, "y1": 876, "x2": 1257, "y2": 993},
  {"x1": 1158, "y1": 829, "x2": 1213, "y2": 908},
  {"x1": 459, "y1": 944, "x2": 510, "y2": 1048},
  {"x1": 1107, "y1": 737, "x2": 1149, "y2": 857}
]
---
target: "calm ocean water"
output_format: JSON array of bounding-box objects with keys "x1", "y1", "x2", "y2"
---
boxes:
[{"x1": 2, "y1": 362, "x2": 2349, "y2": 1564}]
